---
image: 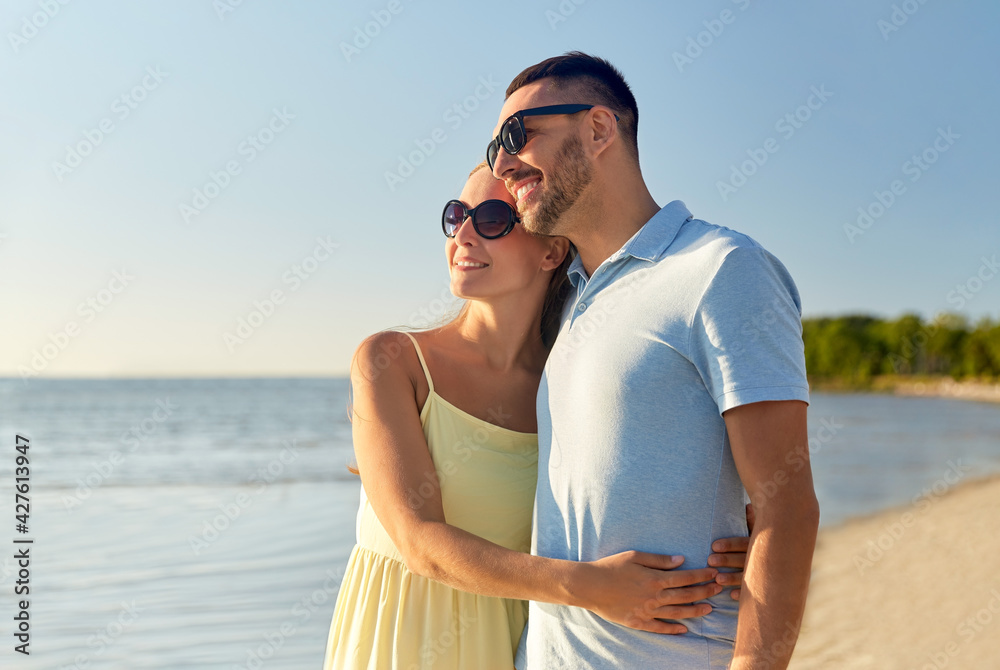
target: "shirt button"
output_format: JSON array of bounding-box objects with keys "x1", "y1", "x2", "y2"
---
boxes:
[{"x1": 577, "y1": 303, "x2": 587, "y2": 311}]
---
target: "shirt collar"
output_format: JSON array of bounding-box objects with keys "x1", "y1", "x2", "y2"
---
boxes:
[{"x1": 567, "y1": 200, "x2": 693, "y2": 288}]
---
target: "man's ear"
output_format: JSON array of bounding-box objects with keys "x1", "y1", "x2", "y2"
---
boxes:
[
  {"x1": 541, "y1": 236, "x2": 571, "y2": 271},
  {"x1": 587, "y1": 106, "x2": 618, "y2": 157}
]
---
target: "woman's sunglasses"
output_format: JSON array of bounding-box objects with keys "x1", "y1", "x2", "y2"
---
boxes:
[
  {"x1": 442, "y1": 199, "x2": 520, "y2": 239},
  {"x1": 486, "y1": 103, "x2": 620, "y2": 171}
]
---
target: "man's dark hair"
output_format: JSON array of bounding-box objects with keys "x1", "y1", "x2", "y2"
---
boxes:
[{"x1": 506, "y1": 51, "x2": 639, "y2": 163}]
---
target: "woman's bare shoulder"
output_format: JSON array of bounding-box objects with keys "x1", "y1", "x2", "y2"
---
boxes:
[
  {"x1": 350, "y1": 329, "x2": 440, "y2": 403},
  {"x1": 353, "y1": 331, "x2": 412, "y2": 378}
]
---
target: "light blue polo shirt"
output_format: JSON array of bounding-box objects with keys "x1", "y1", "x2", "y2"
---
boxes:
[{"x1": 515, "y1": 200, "x2": 810, "y2": 670}]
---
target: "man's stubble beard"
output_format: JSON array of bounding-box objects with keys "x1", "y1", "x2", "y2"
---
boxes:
[{"x1": 521, "y1": 133, "x2": 593, "y2": 237}]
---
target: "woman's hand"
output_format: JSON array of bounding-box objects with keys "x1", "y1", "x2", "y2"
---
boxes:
[
  {"x1": 708, "y1": 503, "x2": 755, "y2": 600},
  {"x1": 571, "y1": 551, "x2": 722, "y2": 634}
]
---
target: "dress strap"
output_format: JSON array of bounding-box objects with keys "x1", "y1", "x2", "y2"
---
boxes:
[{"x1": 400, "y1": 331, "x2": 434, "y2": 395}]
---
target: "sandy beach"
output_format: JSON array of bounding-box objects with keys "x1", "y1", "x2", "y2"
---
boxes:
[{"x1": 789, "y1": 473, "x2": 1000, "y2": 669}]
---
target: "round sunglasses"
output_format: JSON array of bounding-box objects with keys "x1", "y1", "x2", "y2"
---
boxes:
[
  {"x1": 486, "y1": 103, "x2": 620, "y2": 171},
  {"x1": 442, "y1": 199, "x2": 520, "y2": 239}
]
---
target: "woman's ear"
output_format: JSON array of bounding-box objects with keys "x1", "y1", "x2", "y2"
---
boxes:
[{"x1": 540, "y1": 236, "x2": 571, "y2": 271}]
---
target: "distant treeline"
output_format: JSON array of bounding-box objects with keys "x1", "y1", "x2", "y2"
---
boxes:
[{"x1": 802, "y1": 314, "x2": 1000, "y2": 385}]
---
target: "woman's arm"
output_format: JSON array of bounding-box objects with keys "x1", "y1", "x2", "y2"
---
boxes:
[{"x1": 350, "y1": 332, "x2": 723, "y2": 634}]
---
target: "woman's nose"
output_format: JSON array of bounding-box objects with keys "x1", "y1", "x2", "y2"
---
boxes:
[{"x1": 452, "y1": 215, "x2": 479, "y2": 245}]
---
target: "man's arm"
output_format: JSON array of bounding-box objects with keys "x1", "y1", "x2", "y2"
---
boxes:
[{"x1": 723, "y1": 399, "x2": 819, "y2": 670}]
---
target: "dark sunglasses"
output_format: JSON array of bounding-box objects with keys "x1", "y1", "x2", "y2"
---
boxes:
[
  {"x1": 486, "y1": 103, "x2": 620, "y2": 171},
  {"x1": 442, "y1": 199, "x2": 520, "y2": 239}
]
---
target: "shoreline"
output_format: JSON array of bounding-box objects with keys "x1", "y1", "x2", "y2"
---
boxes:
[
  {"x1": 818, "y1": 470, "x2": 1000, "y2": 532},
  {"x1": 789, "y1": 472, "x2": 1000, "y2": 668},
  {"x1": 810, "y1": 375, "x2": 1000, "y2": 404},
  {"x1": 891, "y1": 378, "x2": 1000, "y2": 404}
]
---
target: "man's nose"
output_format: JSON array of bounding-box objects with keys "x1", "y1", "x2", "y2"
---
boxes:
[{"x1": 491, "y1": 145, "x2": 521, "y2": 181}]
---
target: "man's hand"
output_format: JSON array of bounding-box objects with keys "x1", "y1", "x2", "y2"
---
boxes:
[{"x1": 709, "y1": 503, "x2": 755, "y2": 599}]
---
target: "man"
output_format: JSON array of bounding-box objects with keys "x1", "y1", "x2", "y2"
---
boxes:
[{"x1": 488, "y1": 52, "x2": 820, "y2": 669}]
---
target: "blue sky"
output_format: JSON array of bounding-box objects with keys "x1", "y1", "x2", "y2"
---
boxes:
[{"x1": 1, "y1": 0, "x2": 997, "y2": 377}]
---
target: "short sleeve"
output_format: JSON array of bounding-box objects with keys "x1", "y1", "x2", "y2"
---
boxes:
[{"x1": 688, "y1": 244, "x2": 810, "y2": 415}]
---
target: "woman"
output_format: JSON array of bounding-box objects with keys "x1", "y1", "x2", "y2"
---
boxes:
[{"x1": 323, "y1": 162, "x2": 751, "y2": 669}]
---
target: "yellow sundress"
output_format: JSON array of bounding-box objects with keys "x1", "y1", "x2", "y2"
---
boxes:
[{"x1": 323, "y1": 331, "x2": 538, "y2": 669}]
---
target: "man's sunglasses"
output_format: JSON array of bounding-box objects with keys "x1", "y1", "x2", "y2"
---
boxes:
[
  {"x1": 486, "y1": 103, "x2": 620, "y2": 171},
  {"x1": 442, "y1": 199, "x2": 520, "y2": 239}
]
